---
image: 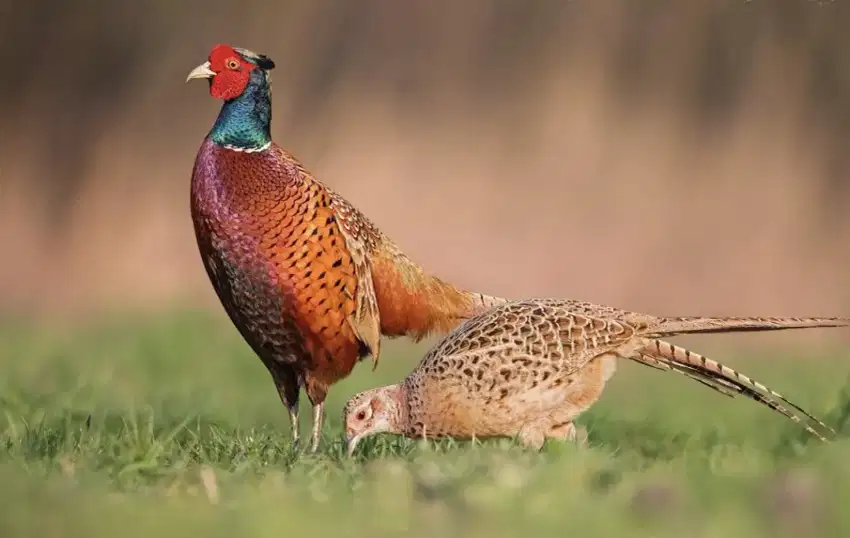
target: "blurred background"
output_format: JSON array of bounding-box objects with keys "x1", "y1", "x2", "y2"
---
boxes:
[{"x1": 2, "y1": 0, "x2": 849, "y2": 338}]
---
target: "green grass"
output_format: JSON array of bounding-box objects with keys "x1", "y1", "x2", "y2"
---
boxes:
[{"x1": 2, "y1": 310, "x2": 850, "y2": 537}]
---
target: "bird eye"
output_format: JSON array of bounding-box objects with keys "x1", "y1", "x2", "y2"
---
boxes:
[
  {"x1": 226, "y1": 58, "x2": 240, "y2": 70},
  {"x1": 355, "y1": 410, "x2": 367, "y2": 421}
]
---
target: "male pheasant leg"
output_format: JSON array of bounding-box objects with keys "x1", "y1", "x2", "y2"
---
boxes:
[
  {"x1": 271, "y1": 366, "x2": 301, "y2": 447},
  {"x1": 305, "y1": 379, "x2": 328, "y2": 453},
  {"x1": 288, "y1": 406, "x2": 300, "y2": 446},
  {"x1": 309, "y1": 402, "x2": 325, "y2": 453}
]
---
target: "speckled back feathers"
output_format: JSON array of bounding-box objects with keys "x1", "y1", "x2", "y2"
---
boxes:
[{"x1": 378, "y1": 298, "x2": 848, "y2": 444}]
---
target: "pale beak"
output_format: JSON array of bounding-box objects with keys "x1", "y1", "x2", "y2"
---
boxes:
[
  {"x1": 344, "y1": 432, "x2": 362, "y2": 457},
  {"x1": 186, "y1": 61, "x2": 216, "y2": 83}
]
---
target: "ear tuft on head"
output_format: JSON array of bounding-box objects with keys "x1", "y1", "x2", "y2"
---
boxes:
[
  {"x1": 233, "y1": 46, "x2": 276, "y2": 71},
  {"x1": 254, "y1": 55, "x2": 275, "y2": 71}
]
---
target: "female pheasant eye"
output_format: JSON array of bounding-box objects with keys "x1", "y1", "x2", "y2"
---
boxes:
[
  {"x1": 355, "y1": 410, "x2": 367, "y2": 421},
  {"x1": 226, "y1": 58, "x2": 240, "y2": 70}
]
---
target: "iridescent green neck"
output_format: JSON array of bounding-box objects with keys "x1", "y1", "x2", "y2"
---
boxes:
[{"x1": 210, "y1": 69, "x2": 272, "y2": 151}]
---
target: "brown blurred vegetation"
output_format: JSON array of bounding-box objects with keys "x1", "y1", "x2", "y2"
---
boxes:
[{"x1": 2, "y1": 0, "x2": 850, "y2": 335}]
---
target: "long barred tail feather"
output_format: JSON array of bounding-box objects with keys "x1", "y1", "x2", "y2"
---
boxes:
[
  {"x1": 652, "y1": 316, "x2": 850, "y2": 337},
  {"x1": 637, "y1": 354, "x2": 740, "y2": 398},
  {"x1": 635, "y1": 339, "x2": 835, "y2": 442},
  {"x1": 636, "y1": 352, "x2": 831, "y2": 441}
]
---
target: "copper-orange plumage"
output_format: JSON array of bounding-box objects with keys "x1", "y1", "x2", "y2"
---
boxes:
[{"x1": 186, "y1": 44, "x2": 505, "y2": 451}]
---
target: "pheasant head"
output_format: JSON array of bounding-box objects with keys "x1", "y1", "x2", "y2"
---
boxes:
[
  {"x1": 342, "y1": 384, "x2": 408, "y2": 456},
  {"x1": 186, "y1": 44, "x2": 277, "y2": 151}
]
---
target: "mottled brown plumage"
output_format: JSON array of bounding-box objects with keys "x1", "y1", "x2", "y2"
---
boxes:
[
  {"x1": 187, "y1": 44, "x2": 505, "y2": 452},
  {"x1": 343, "y1": 298, "x2": 849, "y2": 453}
]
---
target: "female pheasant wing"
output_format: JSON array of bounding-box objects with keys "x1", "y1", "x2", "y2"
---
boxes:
[
  {"x1": 417, "y1": 298, "x2": 643, "y2": 375},
  {"x1": 514, "y1": 298, "x2": 645, "y2": 373},
  {"x1": 327, "y1": 191, "x2": 383, "y2": 370}
]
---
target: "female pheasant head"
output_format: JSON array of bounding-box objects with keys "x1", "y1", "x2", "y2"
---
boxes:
[
  {"x1": 342, "y1": 385, "x2": 407, "y2": 456},
  {"x1": 186, "y1": 44, "x2": 277, "y2": 151}
]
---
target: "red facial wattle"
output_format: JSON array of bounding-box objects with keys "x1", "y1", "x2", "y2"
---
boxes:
[{"x1": 207, "y1": 44, "x2": 255, "y2": 101}]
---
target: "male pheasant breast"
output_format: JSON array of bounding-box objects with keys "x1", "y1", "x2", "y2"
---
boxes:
[
  {"x1": 191, "y1": 140, "x2": 369, "y2": 385},
  {"x1": 187, "y1": 43, "x2": 506, "y2": 451}
]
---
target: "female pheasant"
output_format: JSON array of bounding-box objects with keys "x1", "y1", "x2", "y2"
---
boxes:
[
  {"x1": 343, "y1": 298, "x2": 849, "y2": 455},
  {"x1": 185, "y1": 44, "x2": 505, "y2": 452}
]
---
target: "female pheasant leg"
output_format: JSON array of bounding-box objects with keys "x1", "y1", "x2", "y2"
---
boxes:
[
  {"x1": 546, "y1": 421, "x2": 588, "y2": 447},
  {"x1": 541, "y1": 357, "x2": 612, "y2": 449},
  {"x1": 546, "y1": 421, "x2": 577, "y2": 441},
  {"x1": 517, "y1": 424, "x2": 546, "y2": 450}
]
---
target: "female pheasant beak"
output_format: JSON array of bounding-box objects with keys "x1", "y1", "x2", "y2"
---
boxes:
[
  {"x1": 344, "y1": 431, "x2": 363, "y2": 457},
  {"x1": 186, "y1": 61, "x2": 216, "y2": 82}
]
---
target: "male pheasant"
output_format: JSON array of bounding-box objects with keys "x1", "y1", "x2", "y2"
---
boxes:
[
  {"x1": 186, "y1": 44, "x2": 505, "y2": 452},
  {"x1": 343, "y1": 298, "x2": 849, "y2": 454}
]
